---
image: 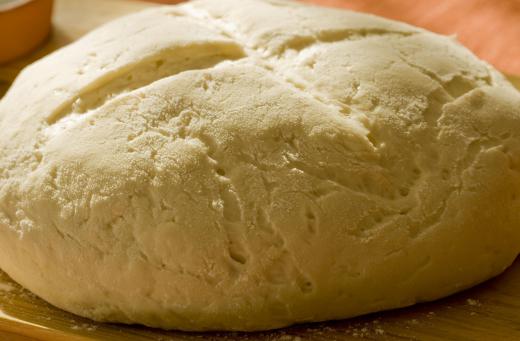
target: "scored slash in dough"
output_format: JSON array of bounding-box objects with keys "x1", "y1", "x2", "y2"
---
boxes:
[{"x1": 0, "y1": 0, "x2": 520, "y2": 331}]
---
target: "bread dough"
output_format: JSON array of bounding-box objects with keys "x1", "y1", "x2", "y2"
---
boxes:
[{"x1": 0, "y1": 0, "x2": 519, "y2": 331}]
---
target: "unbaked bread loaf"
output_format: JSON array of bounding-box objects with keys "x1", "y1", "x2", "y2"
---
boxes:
[{"x1": 1, "y1": 0, "x2": 520, "y2": 331}]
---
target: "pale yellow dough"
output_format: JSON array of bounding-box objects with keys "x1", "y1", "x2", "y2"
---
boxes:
[{"x1": 0, "y1": 0, "x2": 520, "y2": 331}]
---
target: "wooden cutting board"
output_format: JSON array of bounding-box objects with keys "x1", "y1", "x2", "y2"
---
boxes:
[{"x1": 1, "y1": 0, "x2": 520, "y2": 340}]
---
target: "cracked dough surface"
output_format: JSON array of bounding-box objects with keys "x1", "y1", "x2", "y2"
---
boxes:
[{"x1": 1, "y1": 0, "x2": 520, "y2": 331}]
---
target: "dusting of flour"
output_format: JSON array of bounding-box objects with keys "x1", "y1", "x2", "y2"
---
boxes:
[{"x1": 0, "y1": 282, "x2": 13, "y2": 292}]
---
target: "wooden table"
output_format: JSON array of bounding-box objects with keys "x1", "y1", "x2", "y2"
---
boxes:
[{"x1": 1, "y1": 0, "x2": 520, "y2": 340}]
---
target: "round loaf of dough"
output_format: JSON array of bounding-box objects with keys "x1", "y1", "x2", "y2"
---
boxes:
[{"x1": 1, "y1": 0, "x2": 519, "y2": 331}]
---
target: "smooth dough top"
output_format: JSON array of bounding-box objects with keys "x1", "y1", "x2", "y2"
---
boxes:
[{"x1": 1, "y1": 0, "x2": 520, "y2": 331}]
